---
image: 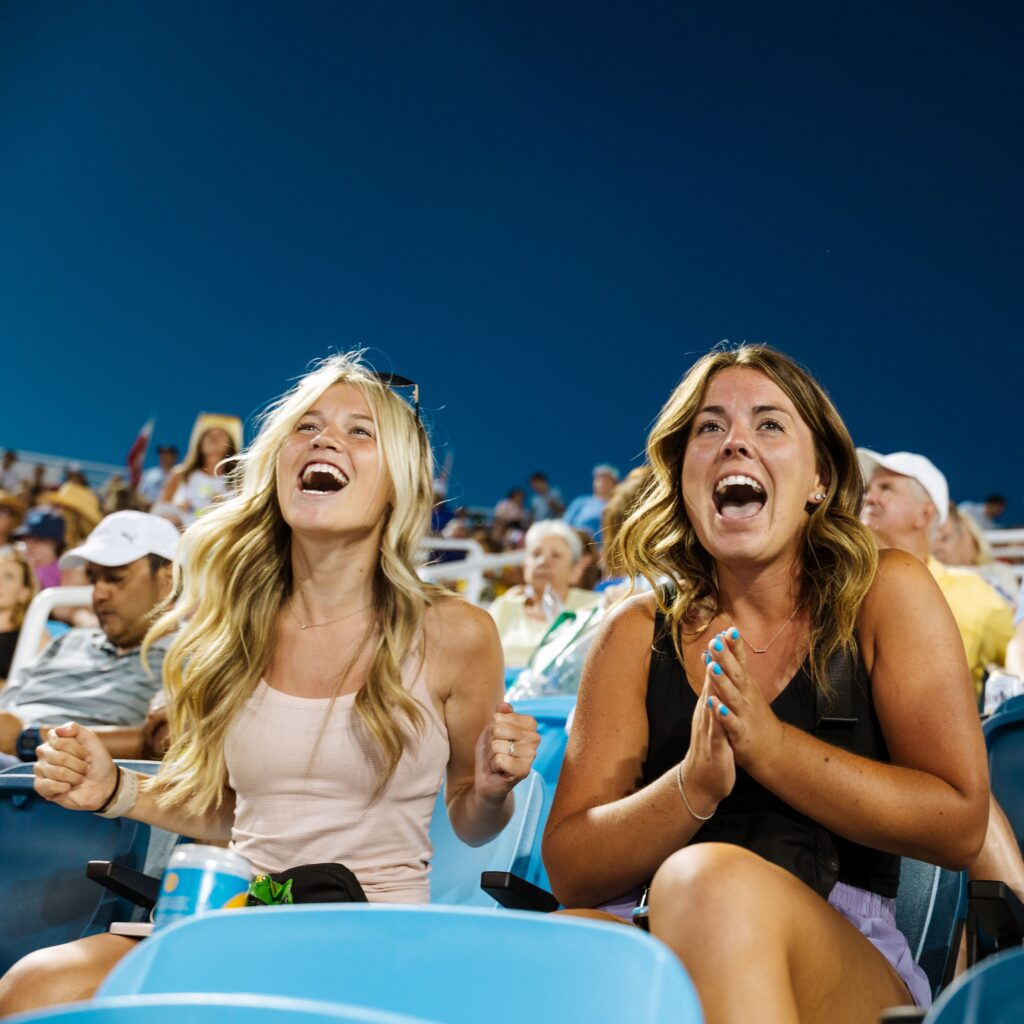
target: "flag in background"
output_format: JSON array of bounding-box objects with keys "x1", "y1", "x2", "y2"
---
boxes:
[{"x1": 126, "y1": 418, "x2": 155, "y2": 488}]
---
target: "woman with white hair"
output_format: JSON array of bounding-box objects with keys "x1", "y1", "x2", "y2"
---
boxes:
[
  {"x1": 1, "y1": 353, "x2": 540, "y2": 1015},
  {"x1": 487, "y1": 519, "x2": 600, "y2": 670}
]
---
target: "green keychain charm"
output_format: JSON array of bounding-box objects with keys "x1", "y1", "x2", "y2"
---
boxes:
[{"x1": 246, "y1": 873, "x2": 294, "y2": 906}]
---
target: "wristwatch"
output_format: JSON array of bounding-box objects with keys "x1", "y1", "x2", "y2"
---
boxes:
[{"x1": 15, "y1": 726, "x2": 44, "y2": 762}]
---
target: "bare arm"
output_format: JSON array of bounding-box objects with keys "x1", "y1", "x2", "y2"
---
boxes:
[
  {"x1": 159, "y1": 467, "x2": 185, "y2": 504},
  {"x1": 431, "y1": 600, "x2": 539, "y2": 846},
  {"x1": 709, "y1": 550, "x2": 989, "y2": 870},
  {"x1": 542, "y1": 594, "x2": 735, "y2": 908},
  {"x1": 1006, "y1": 617, "x2": 1024, "y2": 679},
  {"x1": 33, "y1": 721, "x2": 234, "y2": 842}
]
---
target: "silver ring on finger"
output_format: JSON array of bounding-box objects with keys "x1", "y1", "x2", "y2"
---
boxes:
[{"x1": 508, "y1": 740, "x2": 516, "y2": 757}]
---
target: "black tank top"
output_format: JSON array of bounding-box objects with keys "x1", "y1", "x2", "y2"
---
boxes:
[{"x1": 643, "y1": 607, "x2": 900, "y2": 899}]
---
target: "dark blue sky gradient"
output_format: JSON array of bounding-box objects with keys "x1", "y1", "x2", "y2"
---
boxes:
[{"x1": 1, "y1": 3, "x2": 1021, "y2": 516}]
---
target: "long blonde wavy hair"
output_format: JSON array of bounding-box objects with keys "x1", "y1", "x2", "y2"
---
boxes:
[
  {"x1": 609, "y1": 345, "x2": 878, "y2": 694},
  {"x1": 145, "y1": 353, "x2": 440, "y2": 816}
]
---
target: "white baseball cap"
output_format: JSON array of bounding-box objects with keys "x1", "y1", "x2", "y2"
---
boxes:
[
  {"x1": 856, "y1": 449, "x2": 949, "y2": 525},
  {"x1": 59, "y1": 510, "x2": 180, "y2": 569}
]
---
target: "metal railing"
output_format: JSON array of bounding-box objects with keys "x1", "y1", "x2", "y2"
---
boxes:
[
  {"x1": 4, "y1": 451, "x2": 124, "y2": 491},
  {"x1": 985, "y1": 529, "x2": 1024, "y2": 588},
  {"x1": 418, "y1": 538, "x2": 525, "y2": 606}
]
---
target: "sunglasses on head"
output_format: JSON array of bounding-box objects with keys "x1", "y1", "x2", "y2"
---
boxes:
[{"x1": 368, "y1": 372, "x2": 420, "y2": 422}]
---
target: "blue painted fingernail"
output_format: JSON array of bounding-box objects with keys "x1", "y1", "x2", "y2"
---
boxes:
[
  {"x1": 729, "y1": 628, "x2": 739, "y2": 640},
  {"x1": 719, "y1": 705, "x2": 730, "y2": 716},
  {"x1": 703, "y1": 651, "x2": 710, "y2": 665},
  {"x1": 713, "y1": 639, "x2": 723, "y2": 652},
  {"x1": 712, "y1": 662, "x2": 722, "y2": 675},
  {"x1": 706, "y1": 697, "x2": 713, "y2": 708}
]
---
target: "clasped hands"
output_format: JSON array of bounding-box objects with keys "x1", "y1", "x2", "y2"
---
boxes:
[{"x1": 682, "y1": 627, "x2": 786, "y2": 817}]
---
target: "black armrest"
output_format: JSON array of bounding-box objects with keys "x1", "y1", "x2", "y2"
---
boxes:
[
  {"x1": 87, "y1": 860, "x2": 162, "y2": 910},
  {"x1": 968, "y1": 879, "x2": 1024, "y2": 957},
  {"x1": 480, "y1": 871, "x2": 560, "y2": 913}
]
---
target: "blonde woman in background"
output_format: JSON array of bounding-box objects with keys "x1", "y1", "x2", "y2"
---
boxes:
[
  {"x1": 543, "y1": 346, "x2": 988, "y2": 1021},
  {"x1": 159, "y1": 413, "x2": 243, "y2": 526},
  {"x1": 1, "y1": 354, "x2": 539, "y2": 1016},
  {"x1": 0, "y1": 547, "x2": 39, "y2": 686},
  {"x1": 932, "y1": 501, "x2": 1019, "y2": 606}
]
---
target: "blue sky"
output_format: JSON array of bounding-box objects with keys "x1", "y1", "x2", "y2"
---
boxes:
[{"x1": 1, "y1": 2, "x2": 1021, "y2": 518}]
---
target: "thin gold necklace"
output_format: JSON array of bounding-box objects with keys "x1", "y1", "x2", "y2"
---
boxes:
[
  {"x1": 732, "y1": 606, "x2": 801, "y2": 654},
  {"x1": 289, "y1": 600, "x2": 373, "y2": 631}
]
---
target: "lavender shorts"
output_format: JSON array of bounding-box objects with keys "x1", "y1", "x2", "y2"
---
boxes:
[
  {"x1": 828, "y1": 881, "x2": 932, "y2": 1009},
  {"x1": 597, "y1": 881, "x2": 932, "y2": 1009}
]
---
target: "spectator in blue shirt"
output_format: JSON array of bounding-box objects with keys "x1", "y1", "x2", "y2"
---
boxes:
[
  {"x1": 138, "y1": 445, "x2": 180, "y2": 508},
  {"x1": 564, "y1": 464, "x2": 619, "y2": 540},
  {"x1": 528, "y1": 472, "x2": 565, "y2": 521}
]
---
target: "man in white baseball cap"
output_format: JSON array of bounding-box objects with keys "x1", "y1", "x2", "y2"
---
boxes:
[
  {"x1": 857, "y1": 449, "x2": 949, "y2": 544},
  {"x1": 858, "y1": 449, "x2": 1023, "y2": 910},
  {"x1": 0, "y1": 511, "x2": 179, "y2": 763},
  {"x1": 58, "y1": 509, "x2": 179, "y2": 571},
  {"x1": 858, "y1": 448, "x2": 1011, "y2": 691}
]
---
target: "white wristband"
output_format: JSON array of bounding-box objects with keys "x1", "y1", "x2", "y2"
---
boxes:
[{"x1": 96, "y1": 768, "x2": 140, "y2": 819}]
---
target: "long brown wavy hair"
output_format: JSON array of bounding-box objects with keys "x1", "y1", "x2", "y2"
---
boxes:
[{"x1": 609, "y1": 345, "x2": 878, "y2": 693}]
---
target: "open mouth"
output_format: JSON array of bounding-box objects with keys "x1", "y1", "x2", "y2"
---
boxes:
[
  {"x1": 713, "y1": 474, "x2": 767, "y2": 521},
  {"x1": 298, "y1": 461, "x2": 349, "y2": 494}
]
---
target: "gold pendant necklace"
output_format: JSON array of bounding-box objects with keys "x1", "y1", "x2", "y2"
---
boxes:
[
  {"x1": 289, "y1": 600, "x2": 373, "y2": 631},
  {"x1": 736, "y1": 606, "x2": 800, "y2": 654}
]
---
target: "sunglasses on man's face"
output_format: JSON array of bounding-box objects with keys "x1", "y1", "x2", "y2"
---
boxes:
[{"x1": 368, "y1": 372, "x2": 420, "y2": 422}]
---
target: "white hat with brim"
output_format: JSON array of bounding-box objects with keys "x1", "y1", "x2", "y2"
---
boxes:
[
  {"x1": 856, "y1": 449, "x2": 949, "y2": 525},
  {"x1": 59, "y1": 510, "x2": 180, "y2": 570}
]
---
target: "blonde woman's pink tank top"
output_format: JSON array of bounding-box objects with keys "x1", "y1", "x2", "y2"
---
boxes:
[{"x1": 223, "y1": 659, "x2": 449, "y2": 904}]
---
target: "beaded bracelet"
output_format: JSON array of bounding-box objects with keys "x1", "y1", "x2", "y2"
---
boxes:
[{"x1": 676, "y1": 761, "x2": 715, "y2": 822}]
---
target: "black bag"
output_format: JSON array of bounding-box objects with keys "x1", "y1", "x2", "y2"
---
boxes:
[{"x1": 268, "y1": 862, "x2": 368, "y2": 903}]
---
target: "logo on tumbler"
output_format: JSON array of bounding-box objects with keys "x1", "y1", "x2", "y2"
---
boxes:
[{"x1": 163, "y1": 872, "x2": 179, "y2": 893}]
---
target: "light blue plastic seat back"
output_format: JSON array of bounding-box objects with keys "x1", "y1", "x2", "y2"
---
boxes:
[
  {"x1": 0, "y1": 760, "x2": 171, "y2": 973},
  {"x1": 923, "y1": 945, "x2": 1024, "y2": 1023},
  {"x1": 508, "y1": 695, "x2": 575, "y2": 890},
  {"x1": 5, "y1": 992, "x2": 442, "y2": 1024},
  {"x1": 428, "y1": 770, "x2": 545, "y2": 905},
  {"x1": 983, "y1": 696, "x2": 1024, "y2": 855},
  {"x1": 894, "y1": 857, "x2": 967, "y2": 997},
  {"x1": 100, "y1": 904, "x2": 703, "y2": 1024}
]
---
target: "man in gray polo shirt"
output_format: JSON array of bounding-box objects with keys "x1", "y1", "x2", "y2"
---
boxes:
[{"x1": 0, "y1": 510, "x2": 177, "y2": 762}]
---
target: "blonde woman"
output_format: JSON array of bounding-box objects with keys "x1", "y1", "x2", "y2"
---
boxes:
[
  {"x1": 1, "y1": 355, "x2": 539, "y2": 1015},
  {"x1": 543, "y1": 346, "x2": 988, "y2": 1022},
  {"x1": 159, "y1": 413, "x2": 243, "y2": 526},
  {"x1": 0, "y1": 546, "x2": 39, "y2": 685}
]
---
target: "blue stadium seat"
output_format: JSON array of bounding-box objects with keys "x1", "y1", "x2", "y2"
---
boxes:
[
  {"x1": 5, "y1": 992, "x2": 441, "y2": 1024},
  {"x1": 922, "y1": 945, "x2": 1024, "y2": 1023},
  {"x1": 894, "y1": 858, "x2": 967, "y2": 998},
  {"x1": 507, "y1": 696, "x2": 574, "y2": 890},
  {"x1": 983, "y1": 696, "x2": 1024, "y2": 854},
  {"x1": 0, "y1": 761, "x2": 174, "y2": 974},
  {"x1": 428, "y1": 769, "x2": 547, "y2": 905},
  {"x1": 99, "y1": 904, "x2": 703, "y2": 1023}
]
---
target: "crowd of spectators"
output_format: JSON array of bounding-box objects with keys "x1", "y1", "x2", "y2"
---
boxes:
[{"x1": 1, "y1": 397, "x2": 1024, "y2": 1018}]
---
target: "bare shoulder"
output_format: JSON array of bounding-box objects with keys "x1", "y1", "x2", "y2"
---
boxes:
[
  {"x1": 423, "y1": 595, "x2": 500, "y2": 662},
  {"x1": 859, "y1": 548, "x2": 937, "y2": 620},
  {"x1": 858, "y1": 548, "x2": 959, "y2": 672},
  {"x1": 592, "y1": 589, "x2": 658, "y2": 651}
]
